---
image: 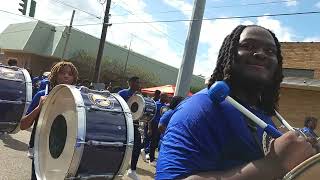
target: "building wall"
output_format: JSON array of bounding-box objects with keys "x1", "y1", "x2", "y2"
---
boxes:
[
  {"x1": 2, "y1": 51, "x2": 58, "y2": 76},
  {"x1": 278, "y1": 87, "x2": 320, "y2": 134},
  {"x1": 281, "y1": 42, "x2": 320, "y2": 79}
]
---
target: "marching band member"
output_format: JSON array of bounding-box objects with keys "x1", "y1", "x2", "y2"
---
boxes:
[
  {"x1": 156, "y1": 25, "x2": 317, "y2": 180},
  {"x1": 20, "y1": 61, "x2": 78, "y2": 180},
  {"x1": 118, "y1": 76, "x2": 142, "y2": 180}
]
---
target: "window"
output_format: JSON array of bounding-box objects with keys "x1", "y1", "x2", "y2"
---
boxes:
[{"x1": 283, "y1": 68, "x2": 314, "y2": 78}]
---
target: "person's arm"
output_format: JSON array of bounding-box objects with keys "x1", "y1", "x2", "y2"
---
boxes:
[
  {"x1": 158, "y1": 124, "x2": 166, "y2": 134},
  {"x1": 184, "y1": 131, "x2": 317, "y2": 180},
  {"x1": 20, "y1": 106, "x2": 41, "y2": 130},
  {"x1": 20, "y1": 95, "x2": 46, "y2": 130}
]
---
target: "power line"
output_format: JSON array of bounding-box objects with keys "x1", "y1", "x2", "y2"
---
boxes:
[
  {"x1": 0, "y1": 9, "x2": 66, "y2": 26},
  {"x1": 112, "y1": 0, "x2": 298, "y2": 17},
  {"x1": 73, "y1": 10, "x2": 320, "y2": 26},
  {"x1": 115, "y1": 0, "x2": 184, "y2": 46},
  {"x1": 50, "y1": 0, "x2": 101, "y2": 19}
]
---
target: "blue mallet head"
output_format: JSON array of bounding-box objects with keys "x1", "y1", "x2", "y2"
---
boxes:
[{"x1": 208, "y1": 81, "x2": 230, "y2": 103}]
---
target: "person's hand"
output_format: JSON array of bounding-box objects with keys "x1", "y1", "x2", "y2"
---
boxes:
[
  {"x1": 38, "y1": 96, "x2": 47, "y2": 109},
  {"x1": 265, "y1": 131, "x2": 317, "y2": 177}
]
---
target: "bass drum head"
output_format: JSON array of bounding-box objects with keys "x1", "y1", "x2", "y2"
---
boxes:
[
  {"x1": 127, "y1": 94, "x2": 145, "y2": 121},
  {"x1": 283, "y1": 153, "x2": 320, "y2": 180},
  {"x1": 34, "y1": 85, "x2": 85, "y2": 180}
]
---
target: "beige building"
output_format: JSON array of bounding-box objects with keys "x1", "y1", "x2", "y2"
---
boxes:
[{"x1": 279, "y1": 42, "x2": 320, "y2": 133}]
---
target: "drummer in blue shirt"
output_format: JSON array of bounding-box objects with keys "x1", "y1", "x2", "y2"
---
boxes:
[
  {"x1": 156, "y1": 25, "x2": 317, "y2": 180},
  {"x1": 20, "y1": 61, "x2": 78, "y2": 180},
  {"x1": 118, "y1": 76, "x2": 142, "y2": 180},
  {"x1": 148, "y1": 93, "x2": 168, "y2": 166}
]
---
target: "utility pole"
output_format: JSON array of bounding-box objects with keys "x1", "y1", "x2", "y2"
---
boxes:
[
  {"x1": 122, "y1": 38, "x2": 132, "y2": 87},
  {"x1": 174, "y1": 0, "x2": 206, "y2": 97},
  {"x1": 93, "y1": 0, "x2": 112, "y2": 83},
  {"x1": 61, "y1": 10, "x2": 75, "y2": 60}
]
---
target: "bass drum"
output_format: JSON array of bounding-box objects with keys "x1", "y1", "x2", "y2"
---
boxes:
[
  {"x1": 0, "y1": 64, "x2": 32, "y2": 133},
  {"x1": 127, "y1": 94, "x2": 157, "y2": 122},
  {"x1": 283, "y1": 153, "x2": 320, "y2": 180},
  {"x1": 34, "y1": 85, "x2": 134, "y2": 180}
]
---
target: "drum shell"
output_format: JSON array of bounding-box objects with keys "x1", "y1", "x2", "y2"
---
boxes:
[
  {"x1": 127, "y1": 94, "x2": 157, "y2": 122},
  {"x1": 34, "y1": 85, "x2": 133, "y2": 180},
  {"x1": 140, "y1": 97, "x2": 157, "y2": 122},
  {"x1": 0, "y1": 65, "x2": 31, "y2": 133},
  {"x1": 76, "y1": 90, "x2": 128, "y2": 177}
]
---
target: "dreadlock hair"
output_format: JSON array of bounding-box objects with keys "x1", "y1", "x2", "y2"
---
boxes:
[
  {"x1": 169, "y1": 96, "x2": 185, "y2": 110},
  {"x1": 48, "y1": 61, "x2": 79, "y2": 89},
  {"x1": 207, "y1": 25, "x2": 283, "y2": 115}
]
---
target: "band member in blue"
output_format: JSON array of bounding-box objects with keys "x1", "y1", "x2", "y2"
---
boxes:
[
  {"x1": 301, "y1": 117, "x2": 318, "y2": 138},
  {"x1": 156, "y1": 25, "x2": 317, "y2": 180},
  {"x1": 148, "y1": 93, "x2": 168, "y2": 166},
  {"x1": 20, "y1": 61, "x2": 79, "y2": 180},
  {"x1": 118, "y1": 76, "x2": 142, "y2": 180}
]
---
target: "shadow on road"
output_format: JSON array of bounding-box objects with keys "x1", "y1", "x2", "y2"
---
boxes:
[
  {"x1": 0, "y1": 134, "x2": 28, "y2": 152},
  {"x1": 137, "y1": 167, "x2": 155, "y2": 178}
]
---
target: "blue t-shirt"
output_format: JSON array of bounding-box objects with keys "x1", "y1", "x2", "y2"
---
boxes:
[
  {"x1": 118, "y1": 88, "x2": 135, "y2": 102},
  {"x1": 159, "y1": 109, "x2": 174, "y2": 127},
  {"x1": 156, "y1": 88, "x2": 276, "y2": 179},
  {"x1": 159, "y1": 109, "x2": 175, "y2": 140},
  {"x1": 26, "y1": 90, "x2": 46, "y2": 115},
  {"x1": 301, "y1": 127, "x2": 318, "y2": 138},
  {"x1": 152, "y1": 101, "x2": 166, "y2": 129},
  {"x1": 38, "y1": 79, "x2": 49, "y2": 92}
]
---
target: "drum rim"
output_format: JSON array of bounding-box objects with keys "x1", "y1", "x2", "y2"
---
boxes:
[
  {"x1": 128, "y1": 94, "x2": 146, "y2": 121},
  {"x1": 283, "y1": 153, "x2": 320, "y2": 180},
  {"x1": 112, "y1": 93, "x2": 134, "y2": 177},
  {"x1": 34, "y1": 84, "x2": 86, "y2": 179}
]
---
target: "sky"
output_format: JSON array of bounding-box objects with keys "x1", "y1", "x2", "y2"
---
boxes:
[{"x1": 0, "y1": 0, "x2": 319, "y2": 78}]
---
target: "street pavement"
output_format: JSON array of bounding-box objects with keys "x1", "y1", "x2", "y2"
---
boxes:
[{"x1": 0, "y1": 129, "x2": 155, "y2": 180}]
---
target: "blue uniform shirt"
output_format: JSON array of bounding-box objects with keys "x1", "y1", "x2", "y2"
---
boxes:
[
  {"x1": 159, "y1": 109, "x2": 175, "y2": 141},
  {"x1": 159, "y1": 109, "x2": 174, "y2": 128},
  {"x1": 156, "y1": 88, "x2": 276, "y2": 179},
  {"x1": 152, "y1": 101, "x2": 166, "y2": 129},
  {"x1": 301, "y1": 127, "x2": 318, "y2": 138},
  {"x1": 118, "y1": 88, "x2": 135, "y2": 102},
  {"x1": 38, "y1": 79, "x2": 49, "y2": 92},
  {"x1": 26, "y1": 90, "x2": 46, "y2": 115}
]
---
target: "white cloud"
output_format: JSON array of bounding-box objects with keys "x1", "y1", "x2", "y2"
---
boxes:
[
  {"x1": 316, "y1": 1, "x2": 320, "y2": 9},
  {"x1": 163, "y1": 0, "x2": 193, "y2": 18},
  {"x1": 256, "y1": 16, "x2": 294, "y2": 41},
  {"x1": 303, "y1": 37, "x2": 320, "y2": 42},
  {"x1": 287, "y1": 0, "x2": 298, "y2": 6}
]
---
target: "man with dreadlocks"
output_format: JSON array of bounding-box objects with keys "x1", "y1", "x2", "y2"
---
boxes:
[
  {"x1": 20, "y1": 61, "x2": 78, "y2": 180},
  {"x1": 156, "y1": 25, "x2": 316, "y2": 180}
]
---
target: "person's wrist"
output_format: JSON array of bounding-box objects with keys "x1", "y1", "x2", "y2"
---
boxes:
[{"x1": 264, "y1": 139, "x2": 287, "y2": 179}]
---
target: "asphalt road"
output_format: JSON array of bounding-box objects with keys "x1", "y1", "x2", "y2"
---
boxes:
[{"x1": 0, "y1": 129, "x2": 155, "y2": 180}]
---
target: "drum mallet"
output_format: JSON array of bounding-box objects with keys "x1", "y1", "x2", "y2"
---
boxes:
[
  {"x1": 274, "y1": 110, "x2": 295, "y2": 131},
  {"x1": 45, "y1": 84, "x2": 49, "y2": 95},
  {"x1": 208, "y1": 81, "x2": 282, "y2": 139}
]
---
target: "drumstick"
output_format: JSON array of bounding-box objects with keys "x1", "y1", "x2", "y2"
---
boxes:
[
  {"x1": 45, "y1": 84, "x2": 49, "y2": 95},
  {"x1": 274, "y1": 110, "x2": 295, "y2": 131},
  {"x1": 208, "y1": 81, "x2": 282, "y2": 138}
]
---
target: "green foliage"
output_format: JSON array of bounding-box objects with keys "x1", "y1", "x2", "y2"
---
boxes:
[{"x1": 69, "y1": 50, "x2": 159, "y2": 88}]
